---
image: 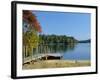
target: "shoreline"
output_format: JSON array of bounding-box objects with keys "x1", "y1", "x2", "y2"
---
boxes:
[{"x1": 22, "y1": 60, "x2": 90, "y2": 69}]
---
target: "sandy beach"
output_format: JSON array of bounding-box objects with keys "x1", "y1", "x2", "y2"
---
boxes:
[{"x1": 22, "y1": 60, "x2": 90, "y2": 69}]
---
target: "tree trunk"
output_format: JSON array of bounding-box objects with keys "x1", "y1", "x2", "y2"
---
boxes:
[
  {"x1": 22, "y1": 46, "x2": 25, "y2": 65},
  {"x1": 31, "y1": 47, "x2": 33, "y2": 62}
]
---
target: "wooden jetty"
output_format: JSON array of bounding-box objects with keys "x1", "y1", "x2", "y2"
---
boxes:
[{"x1": 23, "y1": 53, "x2": 63, "y2": 64}]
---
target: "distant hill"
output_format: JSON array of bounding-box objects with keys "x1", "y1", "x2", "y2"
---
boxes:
[{"x1": 78, "y1": 39, "x2": 91, "y2": 43}]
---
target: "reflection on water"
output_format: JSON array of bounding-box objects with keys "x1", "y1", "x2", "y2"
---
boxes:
[
  {"x1": 33, "y1": 43, "x2": 76, "y2": 54},
  {"x1": 62, "y1": 43, "x2": 90, "y2": 60},
  {"x1": 24, "y1": 43, "x2": 90, "y2": 61}
]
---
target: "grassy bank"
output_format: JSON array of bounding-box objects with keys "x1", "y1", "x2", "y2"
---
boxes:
[{"x1": 22, "y1": 60, "x2": 90, "y2": 69}]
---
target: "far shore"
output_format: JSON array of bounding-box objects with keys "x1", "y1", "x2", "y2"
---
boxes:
[{"x1": 22, "y1": 60, "x2": 90, "y2": 69}]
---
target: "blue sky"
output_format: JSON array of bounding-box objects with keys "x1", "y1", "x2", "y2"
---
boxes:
[{"x1": 33, "y1": 11, "x2": 91, "y2": 40}]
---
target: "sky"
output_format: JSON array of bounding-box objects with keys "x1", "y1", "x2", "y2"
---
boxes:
[{"x1": 33, "y1": 11, "x2": 91, "y2": 40}]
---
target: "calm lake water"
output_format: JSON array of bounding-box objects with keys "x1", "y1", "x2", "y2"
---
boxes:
[
  {"x1": 62, "y1": 43, "x2": 90, "y2": 60},
  {"x1": 32, "y1": 43, "x2": 91, "y2": 60}
]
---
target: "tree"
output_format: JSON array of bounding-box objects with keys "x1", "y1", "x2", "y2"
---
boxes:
[
  {"x1": 23, "y1": 10, "x2": 42, "y2": 64},
  {"x1": 23, "y1": 10, "x2": 42, "y2": 33}
]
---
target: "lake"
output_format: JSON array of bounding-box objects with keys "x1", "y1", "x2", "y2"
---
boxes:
[
  {"x1": 31, "y1": 43, "x2": 91, "y2": 60},
  {"x1": 62, "y1": 43, "x2": 90, "y2": 60}
]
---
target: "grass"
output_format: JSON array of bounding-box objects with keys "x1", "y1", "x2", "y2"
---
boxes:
[{"x1": 22, "y1": 60, "x2": 90, "y2": 69}]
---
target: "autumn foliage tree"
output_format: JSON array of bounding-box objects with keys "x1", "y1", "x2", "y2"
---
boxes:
[{"x1": 23, "y1": 10, "x2": 42, "y2": 32}]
